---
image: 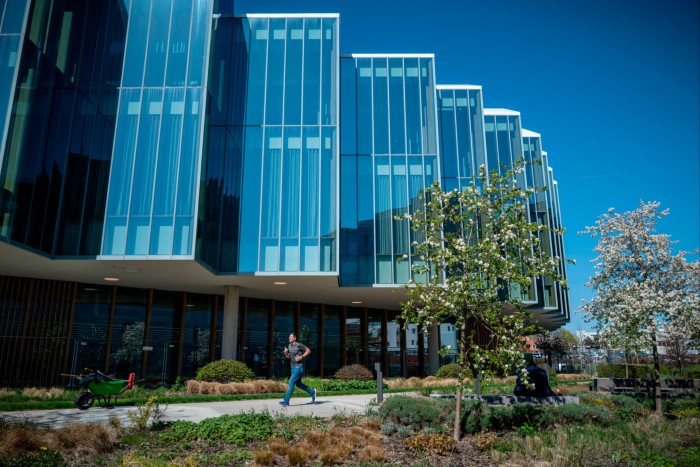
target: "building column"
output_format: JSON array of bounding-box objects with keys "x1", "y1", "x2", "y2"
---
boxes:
[
  {"x1": 221, "y1": 285, "x2": 240, "y2": 360},
  {"x1": 427, "y1": 324, "x2": 440, "y2": 375}
]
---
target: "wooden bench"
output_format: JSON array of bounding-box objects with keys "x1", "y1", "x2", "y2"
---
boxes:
[{"x1": 592, "y1": 378, "x2": 700, "y2": 398}]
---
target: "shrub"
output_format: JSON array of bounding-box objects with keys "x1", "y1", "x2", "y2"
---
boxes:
[
  {"x1": 406, "y1": 433, "x2": 455, "y2": 455},
  {"x1": 436, "y1": 363, "x2": 462, "y2": 379},
  {"x1": 553, "y1": 403, "x2": 615, "y2": 426},
  {"x1": 162, "y1": 412, "x2": 273, "y2": 445},
  {"x1": 333, "y1": 364, "x2": 374, "y2": 381},
  {"x1": 322, "y1": 380, "x2": 381, "y2": 391},
  {"x1": 380, "y1": 421, "x2": 398, "y2": 435},
  {"x1": 378, "y1": 395, "x2": 454, "y2": 431},
  {"x1": 195, "y1": 359, "x2": 254, "y2": 383}
]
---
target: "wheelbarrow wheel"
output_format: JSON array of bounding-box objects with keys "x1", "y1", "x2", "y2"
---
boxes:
[{"x1": 75, "y1": 392, "x2": 94, "y2": 410}]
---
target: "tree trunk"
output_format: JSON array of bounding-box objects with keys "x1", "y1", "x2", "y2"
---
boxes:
[
  {"x1": 651, "y1": 331, "x2": 662, "y2": 415},
  {"x1": 625, "y1": 357, "x2": 629, "y2": 379},
  {"x1": 453, "y1": 321, "x2": 468, "y2": 442}
]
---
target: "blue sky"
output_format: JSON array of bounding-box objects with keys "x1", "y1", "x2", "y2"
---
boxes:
[{"x1": 235, "y1": 0, "x2": 700, "y2": 333}]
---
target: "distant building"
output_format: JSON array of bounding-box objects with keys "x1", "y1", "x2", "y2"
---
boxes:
[{"x1": 0, "y1": 1, "x2": 569, "y2": 386}]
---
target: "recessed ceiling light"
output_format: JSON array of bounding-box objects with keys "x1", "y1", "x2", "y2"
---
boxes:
[
  {"x1": 351, "y1": 301, "x2": 363, "y2": 304},
  {"x1": 84, "y1": 287, "x2": 98, "y2": 292},
  {"x1": 103, "y1": 277, "x2": 119, "y2": 282},
  {"x1": 185, "y1": 304, "x2": 196, "y2": 307},
  {"x1": 123, "y1": 267, "x2": 141, "y2": 273},
  {"x1": 273, "y1": 281, "x2": 287, "y2": 285}
]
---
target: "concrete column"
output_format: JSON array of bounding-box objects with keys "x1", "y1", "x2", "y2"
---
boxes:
[
  {"x1": 221, "y1": 285, "x2": 240, "y2": 360},
  {"x1": 427, "y1": 324, "x2": 440, "y2": 375}
]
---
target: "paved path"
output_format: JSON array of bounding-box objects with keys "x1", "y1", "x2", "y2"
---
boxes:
[{"x1": 0, "y1": 394, "x2": 381, "y2": 429}]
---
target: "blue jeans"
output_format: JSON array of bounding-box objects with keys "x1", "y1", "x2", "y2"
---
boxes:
[{"x1": 283, "y1": 366, "x2": 313, "y2": 403}]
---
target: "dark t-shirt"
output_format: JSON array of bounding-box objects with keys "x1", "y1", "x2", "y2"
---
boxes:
[{"x1": 288, "y1": 342, "x2": 308, "y2": 369}]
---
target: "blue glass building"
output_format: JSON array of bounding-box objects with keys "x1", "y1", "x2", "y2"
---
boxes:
[{"x1": 0, "y1": 1, "x2": 568, "y2": 387}]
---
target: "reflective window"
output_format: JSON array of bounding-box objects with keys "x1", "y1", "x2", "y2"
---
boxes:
[
  {"x1": 265, "y1": 18, "x2": 285, "y2": 125},
  {"x1": 166, "y1": 0, "x2": 192, "y2": 87},
  {"x1": 388, "y1": 57, "x2": 405, "y2": 154},
  {"x1": 372, "y1": 58, "x2": 388, "y2": 155},
  {"x1": 122, "y1": 0, "x2": 150, "y2": 87},
  {"x1": 284, "y1": 17, "x2": 303, "y2": 125},
  {"x1": 302, "y1": 17, "x2": 320, "y2": 124},
  {"x1": 239, "y1": 126, "x2": 263, "y2": 271},
  {"x1": 143, "y1": 0, "x2": 171, "y2": 87},
  {"x1": 246, "y1": 18, "x2": 267, "y2": 125},
  {"x1": 345, "y1": 308, "x2": 364, "y2": 365}
]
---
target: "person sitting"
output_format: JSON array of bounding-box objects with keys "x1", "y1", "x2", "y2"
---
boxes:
[{"x1": 513, "y1": 353, "x2": 555, "y2": 397}]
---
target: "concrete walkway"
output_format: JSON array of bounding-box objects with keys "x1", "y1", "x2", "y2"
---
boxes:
[{"x1": 0, "y1": 393, "x2": 381, "y2": 429}]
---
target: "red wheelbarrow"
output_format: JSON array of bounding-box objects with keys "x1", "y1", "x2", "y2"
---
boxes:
[{"x1": 62, "y1": 369, "x2": 137, "y2": 409}]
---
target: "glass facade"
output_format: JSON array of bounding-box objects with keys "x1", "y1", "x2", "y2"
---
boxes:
[
  {"x1": 0, "y1": 0, "x2": 127, "y2": 256},
  {"x1": 201, "y1": 14, "x2": 339, "y2": 273},
  {"x1": 0, "y1": 7, "x2": 569, "y2": 386},
  {"x1": 340, "y1": 55, "x2": 439, "y2": 286},
  {"x1": 102, "y1": 0, "x2": 212, "y2": 258}
]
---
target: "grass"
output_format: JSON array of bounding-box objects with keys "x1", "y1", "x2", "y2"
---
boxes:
[{"x1": 487, "y1": 416, "x2": 700, "y2": 466}]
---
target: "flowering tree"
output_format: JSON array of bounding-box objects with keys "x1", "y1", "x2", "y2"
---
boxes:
[
  {"x1": 397, "y1": 162, "x2": 565, "y2": 440},
  {"x1": 580, "y1": 201, "x2": 700, "y2": 414}
]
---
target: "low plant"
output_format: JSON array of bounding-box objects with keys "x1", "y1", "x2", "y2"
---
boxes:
[
  {"x1": 406, "y1": 432, "x2": 455, "y2": 456},
  {"x1": 322, "y1": 379, "x2": 380, "y2": 391},
  {"x1": 333, "y1": 364, "x2": 374, "y2": 381},
  {"x1": 126, "y1": 396, "x2": 167, "y2": 431},
  {"x1": 378, "y1": 395, "x2": 454, "y2": 431},
  {"x1": 162, "y1": 412, "x2": 273, "y2": 445},
  {"x1": 435, "y1": 363, "x2": 463, "y2": 379},
  {"x1": 195, "y1": 359, "x2": 255, "y2": 383}
]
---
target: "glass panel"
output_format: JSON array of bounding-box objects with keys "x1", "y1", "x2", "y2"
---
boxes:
[
  {"x1": 454, "y1": 90, "x2": 472, "y2": 178},
  {"x1": 128, "y1": 90, "x2": 159, "y2": 221},
  {"x1": 420, "y1": 57, "x2": 436, "y2": 154},
  {"x1": 496, "y1": 115, "x2": 511, "y2": 171},
  {"x1": 320, "y1": 17, "x2": 337, "y2": 125},
  {"x1": 320, "y1": 127, "x2": 336, "y2": 271},
  {"x1": 245, "y1": 299, "x2": 270, "y2": 378},
  {"x1": 181, "y1": 295, "x2": 213, "y2": 377},
  {"x1": 302, "y1": 17, "x2": 320, "y2": 125},
  {"x1": 340, "y1": 57, "x2": 356, "y2": 155},
  {"x1": 301, "y1": 126, "x2": 319, "y2": 238},
  {"x1": 165, "y1": 0, "x2": 191, "y2": 87},
  {"x1": 345, "y1": 308, "x2": 364, "y2": 365},
  {"x1": 404, "y1": 58, "x2": 421, "y2": 154},
  {"x1": 484, "y1": 116, "x2": 499, "y2": 174},
  {"x1": 367, "y1": 309, "x2": 382, "y2": 372},
  {"x1": 300, "y1": 304, "x2": 320, "y2": 375},
  {"x1": 439, "y1": 90, "x2": 457, "y2": 178},
  {"x1": 187, "y1": 0, "x2": 211, "y2": 86},
  {"x1": 280, "y1": 126, "x2": 300, "y2": 240},
  {"x1": 284, "y1": 17, "x2": 302, "y2": 125},
  {"x1": 388, "y1": 57, "x2": 405, "y2": 155},
  {"x1": 153, "y1": 88, "x2": 184, "y2": 217},
  {"x1": 122, "y1": 0, "x2": 150, "y2": 87},
  {"x1": 245, "y1": 17, "x2": 267, "y2": 125},
  {"x1": 0, "y1": 36, "x2": 20, "y2": 138},
  {"x1": 265, "y1": 17, "x2": 285, "y2": 125},
  {"x1": 260, "y1": 126, "x2": 282, "y2": 271},
  {"x1": 323, "y1": 306, "x2": 341, "y2": 375},
  {"x1": 372, "y1": 58, "x2": 388, "y2": 155},
  {"x1": 272, "y1": 302, "x2": 295, "y2": 378},
  {"x1": 108, "y1": 288, "x2": 147, "y2": 378},
  {"x1": 143, "y1": 0, "x2": 171, "y2": 87},
  {"x1": 387, "y1": 311, "x2": 402, "y2": 377},
  {"x1": 356, "y1": 58, "x2": 372, "y2": 155},
  {"x1": 146, "y1": 291, "x2": 180, "y2": 383},
  {"x1": 375, "y1": 156, "x2": 391, "y2": 265},
  {"x1": 71, "y1": 286, "x2": 111, "y2": 373},
  {"x1": 357, "y1": 156, "x2": 374, "y2": 284},
  {"x1": 239, "y1": 126, "x2": 263, "y2": 271},
  {"x1": 1, "y1": 0, "x2": 27, "y2": 34}
]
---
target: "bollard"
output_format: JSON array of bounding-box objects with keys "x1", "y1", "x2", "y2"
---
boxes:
[
  {"x1": 476, "y1": 373, "x2": 482, "y2": 396},
  {"x1": 375, "y1": 363, "x2": 383, "y2": 403}
]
